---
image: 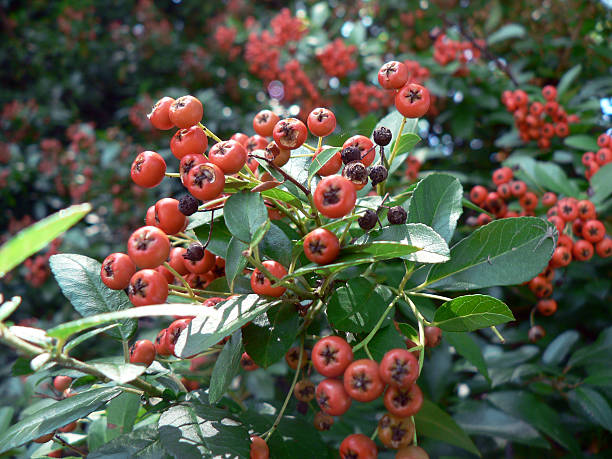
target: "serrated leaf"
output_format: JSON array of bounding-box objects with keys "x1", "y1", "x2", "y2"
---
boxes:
[
  {"x1": 327, "y1": 278, "x2": 392, "y2": 333},
  {"x1": 176, "y1": 295, "x2": 277, "y2": 358},
  {"x1": 223, "y1": 191, "x2": 268, "y2": 243},
  {"x1": 415, "y1": 399, "x2": 480, "y2": 456},
  {"x1": 445, "y1": 332, "x2": 490, "y2": 383},
  {"x1": 0, "y1": 203, "x2": 90, "y2": 277},
  {"x1": 308, "y1": 146, "x2": 340, "y2": 182},
  {"x1": 408, "y1": 173, "x2": 463, "y2": 243},
  {"x1": 433, "y1": 295, "x2": 514, "y2": 332},
  {"x1": 49, "y1": 254, "x2": 136, "y2": 340},
  {"x1": 425, "y1": 217, "x2": 556, "y2": 290},
  {"x1": 209, "y1": 330, "x2": 242, "y2": 404},
  {"x1": 243, "y1": 303, "x2": 299, "y2": 368},
  {"x1": 488, "y1": 391, "x2": 580, "y2": 453},
  {"x1": 0, "y1": 387, "x2": 122, "y2": 454}
]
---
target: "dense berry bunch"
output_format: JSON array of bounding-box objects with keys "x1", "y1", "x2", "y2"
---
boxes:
[
  {"x1": 433, "y1": 33, "x2": 483, "y2": 76},
  {"x1": 501, "y1": 86, "x2": 580, "y2": 149},
  {"x1": 582, "y1": 132, "x2": 612, "y2": 180},
  {"x1": 317, "y1": 38, "x2": 358, "y2": 78}
]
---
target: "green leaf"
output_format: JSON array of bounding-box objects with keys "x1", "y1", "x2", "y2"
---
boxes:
[
  {"x1": 368, "y1": 324, "x2": 406, "y2": 361},
  {"x1": 49, "y1": 254, "x2": 136, "y2": 340},
  {"x1": 393, "y1": 133, "x2": 421, "y2": 155},
  {"x1": 415, "y1": 399, "x2": 480, "y2": 456},
  {"x1": 407, "y1": 173, "x2": 463, "y2": 243},
  {"x1": 487, "y1": 24, "x2": 526, "y2": 45},
  {"x1": 556, "y1": 64, "x2": 582, "y2": 99},
  {"x1": 542, "y1": 330, "x2": 579, "y2": 365},
  {"x1": 445, "y1": 332, "x2": 490, "y2": 383},
  {"x1": 243, "y1": 303, "x2": 299, "y2": 368},
  {"x1": 568, "y1": 387, "x2": 612, "y2": 431},
  {"x1": 225, "y1": 237, "x2": 248, "y2": 291},
  {"x1": 433, "y1": 295, "x2": 514, "y2": 332},
  {"x1": 0, "y1": 387, "x2": 122, "y2": 454},
  {"x1": 590, "y1": 162, "x2": 612, "y2": 205},
  {"x1": 563, "y1": 134, "x2": 598, "y2": 151},
  {"x1": 488, "y1": 391, "x2": 580, "y2": 453},
  {"x1": 90, "y1": 362, "x2": 147, "y2": 384},
  {"x1": 504, "y1": 156, "x2": 581, "y2": 197},
  {"x1": 176, "y1": 295, "x2": 277, "y2": 358},
  {"x1": 223, "y1": 191, "x2": 269, "y2": 244},
  {"x1": 568, "y1": 326, "x2": 612, "y2": 368},
  {"x1": 357, "y1": 223, "x2": 450, "y2": 264},
  {"x1": 425, "y1": 217, "x2": 556, "y2": 290},
  {"x1": 0, "y1": 406, "x2": 14, "y2": 435},
  {"x1": 259, "y1": 223, "x2": 293, "y2": 267},
  {"x1": 0, "y1": 203, "x2": 91, "y2": 277},
  {"x1": 64, "y1": 324, "x2": 120, "y2": 353},
  {"x1": 86, "y1": 417, "x2": 108, "y2": 453},
  {"x1": 194, "y1": 220, "x2": 233, "y2": 259},
  {"x1": 308, "y1": 146, "x2": 340, "y2": 182},
  {"x1": 584, "y1": 368, "x2": 612, "y2": 388},
  {"x1": 106, "y1": 392, "x2": 141, "y2": 434},
  {"x1": 158, "y1": 395, "x2": 250, "y2": 458},
  {"x1": 454, "y1": 401, "x2": 549, "y2": 448},
  {"x1": 327, "y1": 278, "x2": 392, "y2": 333},
  {"x1": 310, "y1": 2, "x2": 330, "y2": 27},
  {"x1": 209, "y1": 330, "x2": 242, "y2": 404},
  {"x1": 88, "y1": 426, "x2": 165, "y2": 458}
]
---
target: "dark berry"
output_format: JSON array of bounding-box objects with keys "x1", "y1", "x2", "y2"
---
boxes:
[
  {"x1": 178, "y1": 194, "x2": 199, "y2": 216},
  {"x1": 184, "y1": 243, "x2": 205, "y2": 262},
  {"x1": 341, "y1": 146, "x2": 361, "y2": 165},
  {"x1": 387, "y1": 206, "x2": 407, "y2": 225},
  {"x1": 373, "y1": 127, "x2": 392, "y2": 146},
  {"x1": 343, "y1": 161, "x2": 369, "y2": 184},
  {"x1": 358, "y1": 209, "x2": 378, "y2": 231},
  {"x1": 369, "y1": 165, "x2": 388, "y2": 186}
]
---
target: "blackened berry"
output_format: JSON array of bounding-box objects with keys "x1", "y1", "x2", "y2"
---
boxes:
[
  {"x1": 341, "y1": 146, "x2": 361, "y2": 165},
  {"x1": 184, "y1": 242, "x2": 204, "y2": 261},
  {"x1": 373, "y1": 127, "x2": 392, "y2": 146},
  {"x1": 387, "y1": 206, "x2": 407, "y2": 225},
  {"x1": 358, "y1": 209, "x2": 378, "y2": 231},
  {"x1": 178, "y1": 194, "x2": 199, "y2": 216},
  {"x1": 369, "y1": 165, "x2": 388, "y2": 186},
  {"x1": 343, "y1": 161, "x2": 368, "y2": 185}
]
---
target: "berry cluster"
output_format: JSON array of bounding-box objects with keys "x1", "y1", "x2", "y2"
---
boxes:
[
  {"x1": 348, "y1": 81, "x2": 395, "y2": 116},
  {"x1": 433, "y1": 33, "x2": 483, "y2": 76},
  {"x1": 378, "y1": 60, "x2": 432, "y2": 119},
  {"x1": 582, "y1": 132, "x2": 612, "y2": 180},
  {"x1": 501, "y1": 86, "x2": 580, "y2": 149},
  {"x1": 317, "y1": 38, "x2": 358, "y2": 78}
]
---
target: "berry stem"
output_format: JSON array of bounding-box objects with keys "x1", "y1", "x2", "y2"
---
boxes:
[
  {"x1": 338, "y1": 210, "x2": 355, "y2": 247},
  {"x1": 164, "y1": 172, "x2": 181, "y2": 178},
  {"x1": 263, "y1": 333, "x2": 305, "y2": 441},
  {"x1": 387, "y1": 116, "x2": 407, "y2": 168},
  {"x1": 404, "y1": 295, "x2": 426, "y2": 374},
  {"x1": 247, "y1": 255, "x2": 316, "y2": 300},
  {"x1": 317, "y1": 136, "x2": 323, "y2": 150},
  {"x1": 490, "y1": 325, "x2": 506, "y2": 343},
  {"x1": 122, "y1": 339, "x2": 129, "y2": 364},
  {"x1": 52, "y1": 435, "x2": 87, "y2": 457},
  {"x1": 163, "y1": 262, "x2": 196, "y2": 299},
  {"x1": 406, "y1": 291, "x2": 452, "y2": 303},
  {"x1": 302, "y1": 143, "x2": 317, "y2": 152},
  {"x1": 249, "y1": 153, "x2": 311, "y2": 196},
  {"x1": 198, "y1": 122, "x2": 223, "y2": 143}
]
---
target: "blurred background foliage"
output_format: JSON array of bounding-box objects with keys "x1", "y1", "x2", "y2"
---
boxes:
[{"x1": 1, "y1": 0, "x2": 611, "y2": 456}]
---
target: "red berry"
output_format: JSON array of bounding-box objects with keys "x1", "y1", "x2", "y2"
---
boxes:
[
  {"x1": 246, "y1": 134, "x2": 268, "y2": 154},
  {"x1": 424, "y1": 326, "x2": 442, "y2": 347},
  {"x1": 208, "y1": 140, "x2": 248, "y2": 175},
  {"x1": 379, "y1": 348, "x2": 419, "y2": 388},
  {"x1": 185, "y1": 163, "x2": 226, "y2": 201},
  {"x1": 250, "y1": 260, "x2": 287, "y2": 297},
  {"x1": 383, "y1": 383, "x2": 423, "y2": 418},
  {"x1": 184, "y1": 249, "x2": 215, "y2": 274},
  {"x1": 148, "y1": 96, "x2": 175, "y2": 130},
  {"x1": 572, "y1": 239, "x2": 594, "y2": 261},
  {"x1": 339, "y1": 433, "x2": 378, "y2": 459},
  {"x1": 557, "y1": 198, "x2": 579, "y2": 221},
  {"x1": 128, "y1": 269, "x2": 169, "y2": 306},
  {"x1": 33, "y1": 432, "x2": 55, "y2": 444},
  {"x1": 541, "y1": 85, "x2": 557, "y2": 101},
  {"x1": 547, "y1": 215, "x2": 565, "y2": 233},
  {"x1": 250, "y1": 435, "x2": 269, "y2": 459},
  {"x1": 510, "y1": 180, "x2": 527, "y2": 198},
  {"x1": 155, "y1": 329, "x2": 172, "y2": 356},
  {"x1": 395, "y1": 83, "x2": 431, "y2": 118},
  {"x1": 264, "y1": 141, "x2": 291, "y2": 167},
  {"x1": 549, "y1": 246, "x2": 572, "y2": 268},
  {"x1": 557, "y1": 234, "x2": 573, "y2": 251},
  {"x1": 167, "y1": 318, "x2": 192, "y2": 357},
  {"x1": 536, "y1": 299, "x2": 557, "y2": 316},
  {"x1": 595, "y1": 238, "x2": 612, "y2": 258},
  {"x1": 492, "y1": 167, "x2": 513, "y2": 186},
  {"x1": 307, "y1": 107, "x2": 337, "y2": 137},
  {"x1": 253, "y1": 110, "x2": 279, "y2": 137},
  {"x1": 316, "y1": 378, "x2": 352, "y2": 416},
  {"x1": 378, "y1": 61, "x2": 409, "y2": 89},
  {"x1": 127, "y1": 226, "x2": 170, "y2": 269},
  {"x1": 129, "y1": 339, "x2": 156, "y2": 366},
  {"x1": 597, "y1": 133, "x2": 611, "y2": 148},
  {"x1": 101, "y1": 253, "x2": 136, "y2": 290},
  {"x1": 582, "y1": 219, "x2": 605, "y2": 243},
  {"x1": 396, "y1": 445, "x2": 430, "y2": 459},
  {"x1": 378, "y1": 413, "x2": 415, "y2": 449},
  {"x1": 230, "y1": 132, "x2": 249, "y2": 147},
  {"x1": 342, "y1": 135, "x2": 375, "y2": 167},
  {"x1": 53, "y1": 375, "x2": 72, "y2": 392},
  {"x1": 241, "y1": 352, "x2": 259, "y2": 371},
  {"x1": 169, "y1": 95, "x2": 203, "y2": 129},
  {"x1": 131, "y1": 151, "x2": 166, "y2": 188},
  {"x1": 528, "y1": 276, "x2": 553, "y2": 298},
  {"x1": 497, "y1": 183, "x2": 512, "y2": 200},
  {"x1": 155, "y1": 198, "x2": 187, "y2": 235},
  {"x1": 596, "y1": 148, "x2": 612, "y2": 166},
  {"x1": 179, "y1": 153, "x2": 208, "y2": 184},
  {"x1": 312, "y1": 335, "x2": 353, "y2": 377},
  {"x1": 314, "y1": 176, "x2": 357, "y2": 219},
  {"x1": 577, "y1": 200, "x2": 597, "y2": 220},
  {"x1": 272, "y1": 118, "x2": 308, "y2": 150},
  {"x1": 469, "y1": 185, "x2": 487, "y2": 205},
  {"x1": 343, "y1": 359, "x2": 385, "y2": 402},
  {"x1": 285, "y1": 346, "x2": 308, "y2": 370},
  {"x1": 303, "y1": 228, "x2": 340, "y2": 265},
  {"x1": 541, "y1": 192, "x2": 557, "y2": 207},
  {"x1": 170, "y1": 126, "x2": 208, "y2": 160}
]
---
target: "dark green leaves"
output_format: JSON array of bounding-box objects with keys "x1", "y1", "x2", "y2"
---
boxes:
[
  {"x1": 407, "y1": 173, "x2": 463, "y2": 243},
  {"x1": 0, "y1": 387, "x2": 122, "y2": 454},
  {"x1": 504, "y1": 156, "x2": 580, "y2": 197},
  {"x1": 327, "y1": 278, "x2": 392, "y2": 333},
  {"x1": 243, "y1": 303, "x2": 299, "y2": 367},
  {"x1": 88, "y1": 427, "x2": 164, "y2": 459},
  {"x1": 225, "y1": 237, "x2": 248, "y2": 290},
  {"x1": 563, "y1": 134, "x2": 598, "y2": 151},
  {"x1": 487, "y1": 23, "x2": 526, "y2": 45},
  {"x1": 568, "y1": 387, "x2": 612, "y2": 431},
  {"x1": 445, "y1": 332, "x2": 490, "y2": 383},
  {"x1": 556, "y1": 64, "x2": 581, "y2": 99},
  {"x1": 176, "y1": 294, "x2": 276, "y2": 358},
  {"x1": 542, "y1": 330, "x2": 579, "y2": 365},
  {"x1": 590, "y1": 162, "x2": 612, "y2": 205},
  {"x1": 223, "y1": 191, "x2": 268, "y2": 244},
  {"x1": 308, "y1": 146, "x2": 340, "y2": 181},
  {"x1": 433, "y1": 295, "x2": 514, "y2": 332},
  {"x1": 209, "y1": 331, "x2": 242, "y2": 404},
  {"x1": 425, "y1": 217, "x2": 556, "y2": 290},
  {"x1": 393, "y1": 133, "x2": 421, "y2": 155},
  {"x1": 415, "y1": 399, "x2": 480, "y2": 456},
  {"x1": 49, "y1": 254, "x2": 136, "y2": 340},
  {"x1": 0, "y1": 203, "x2": 91, "y2": 277}
]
